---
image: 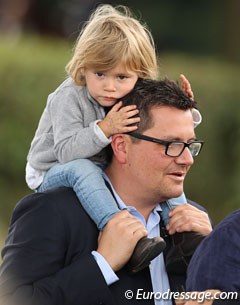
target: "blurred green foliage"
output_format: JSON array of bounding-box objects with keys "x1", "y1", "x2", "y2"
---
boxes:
[
  {"x1": 0, "y1": 36, "x2": 240, "y2": 249},
  {"x1": 0, "y1": 36, "x2": 71, "y2": 245}
]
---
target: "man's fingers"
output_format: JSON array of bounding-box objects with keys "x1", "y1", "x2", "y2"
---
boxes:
[{"x1": 167, "y1": 204, "x2": 212, "y2": 234}]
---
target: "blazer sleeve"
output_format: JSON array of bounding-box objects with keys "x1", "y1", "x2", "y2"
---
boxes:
[{"x1": 0, "y1": 190, "x2": 115, "y2": 305}]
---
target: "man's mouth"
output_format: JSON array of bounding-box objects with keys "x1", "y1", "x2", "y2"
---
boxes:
[{"x1": 168, "y1": 171, "x2": 185, "y2": 181}]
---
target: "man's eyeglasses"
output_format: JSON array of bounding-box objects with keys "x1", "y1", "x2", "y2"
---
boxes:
[{"x1": 129, "y1": 132, "x2": 204, "y2": 157}]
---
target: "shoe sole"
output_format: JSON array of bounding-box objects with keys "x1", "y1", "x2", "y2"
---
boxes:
[{"x1": 129, "y1": 238, "x2": 166, "y2": 273}]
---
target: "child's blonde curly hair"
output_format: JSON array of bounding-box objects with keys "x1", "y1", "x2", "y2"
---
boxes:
[{"x1": 66, "y1": 4, "x2": 158, "y2": 85}]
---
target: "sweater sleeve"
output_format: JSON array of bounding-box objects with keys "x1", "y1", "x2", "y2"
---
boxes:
[{"x1": 49, "y1": 86, "x2": 111, "y2": 163}]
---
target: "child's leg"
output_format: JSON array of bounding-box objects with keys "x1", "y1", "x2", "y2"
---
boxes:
[
  {"x1": 38, "y1": 159, "x2": 119, "y2": 230},
  {"x1": 38, "y1": 159, "x2": 167, "y2": 273},
  {"x1": 160, "y1": 193, "x2": 187, "y2": 226}
]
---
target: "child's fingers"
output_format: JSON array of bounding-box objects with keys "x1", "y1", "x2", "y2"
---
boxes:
[
  {"x1": 180, "y1": 74, "x2": 194, "y2": 99},
  {"x1": 120, "y1": 105, "x2": 137, "y2": 113},
  {"x1": 124, "y1": 125, "x2": 138, "y2": 132},
  {"x1": 125, "y1": 117, "x2": 140, "y2": 125},
  {"x1": 180, "y1": 74, "x2": 190, "y2": 90},
  {"x1": 109, "y1": 103, "x2": 137, "y2": 114},
  {"x1": 123, "y1": 109, "x2": 139, "y2": 118},
  {"x1": 179, "y1": 74, "x2": 186, "y2": 83},
  {"x1": 110, "y1": 101, "x2": 123, "y2": 112}
]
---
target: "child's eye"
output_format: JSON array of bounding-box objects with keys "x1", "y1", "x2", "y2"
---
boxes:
[
  {"x1": 95, "y1": 72, "x2": 104, "y2": 77},
  {"x1": 118, "y1": 75, "x2": 128, "y2": 80}
]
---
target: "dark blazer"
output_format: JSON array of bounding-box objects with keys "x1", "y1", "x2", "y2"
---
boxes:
[{"x1": 0, "y1": 187, "x2": 208, "y2": 305}]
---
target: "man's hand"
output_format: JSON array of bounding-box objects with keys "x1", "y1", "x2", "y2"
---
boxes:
[
  {"x1": 97, "y1": 210, "x2": 148, "y2": 271},
  {"x1": 166, "y1": 203, "x2": 212, "y2": 235}
]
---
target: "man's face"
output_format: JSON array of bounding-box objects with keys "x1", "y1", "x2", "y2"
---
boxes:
[{"x1": 126, "y1": 106, "x2": 195, "y2": 202}]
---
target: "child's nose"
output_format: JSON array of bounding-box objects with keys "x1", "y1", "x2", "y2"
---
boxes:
[{"x1": 104, "y1": 79, "x2": 116, "y2": 91}]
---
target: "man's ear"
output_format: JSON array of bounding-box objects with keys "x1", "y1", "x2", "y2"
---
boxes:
[{"x1": 111, "y1": 134, "x2": 128, "y2": 164}]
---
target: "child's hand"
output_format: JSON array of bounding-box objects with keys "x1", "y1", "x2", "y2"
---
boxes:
[
  {"x1": 180, "y1": 74, "x2": 194, "y2": 100},
  {"x1": 98, "y1": 101, "x2": 140, "y2": 138}
]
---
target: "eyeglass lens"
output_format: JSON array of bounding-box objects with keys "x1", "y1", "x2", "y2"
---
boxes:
[{"x1": 167, "y1": 142, "x2": 201, "y2": 157}]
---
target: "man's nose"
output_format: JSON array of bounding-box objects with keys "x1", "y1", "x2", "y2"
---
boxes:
[{"x1": 175, "y1": 147, "x2": 194, "y2": 166}]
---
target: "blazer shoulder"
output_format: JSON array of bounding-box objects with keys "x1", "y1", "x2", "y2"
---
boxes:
[
  {"x1": 187, "y1": 198, "x2": 208, "y2": 213},
  {"x1": 11, "y1": 187, "x2": 84, "y2": 225}
]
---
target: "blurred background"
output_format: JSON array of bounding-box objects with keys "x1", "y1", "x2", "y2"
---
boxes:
[{"x1": 0, "y1": 0, "x2": 240, "y2": 249}]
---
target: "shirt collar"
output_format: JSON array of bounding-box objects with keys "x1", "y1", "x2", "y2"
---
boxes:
[{"x1": 103, "y1": 173, "x2": 162, "y2": 214}]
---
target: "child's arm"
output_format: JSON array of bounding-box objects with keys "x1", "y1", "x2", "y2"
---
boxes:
[
  {"x1": 180, "y1": 74, "x2": 194, "y2": 100},
  {"x1": 50, "y1": 87, "x2": 139, "y2": 164},
  {"x1": 50, "y1": 88, "x2": 112, "y2": 163},
  {"x1": 98, "y1": 101, "x2": 140, "y2": 138}
]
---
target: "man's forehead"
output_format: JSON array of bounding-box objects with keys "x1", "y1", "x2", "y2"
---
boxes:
[
  {"x1": 149, "y1": 106, "x2": 195, "y2": 138},
  {"x1": 150, "y1": 105, "x2": 193, "y2": 119}
]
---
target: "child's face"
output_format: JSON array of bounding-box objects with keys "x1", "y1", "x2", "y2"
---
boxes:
[{"x1": 83, "y1": 63, "x2": 138, "y2": 107}]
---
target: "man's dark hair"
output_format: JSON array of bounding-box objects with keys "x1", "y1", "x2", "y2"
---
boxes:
[
  {"x1": 106, "y1": 78, "x2": 197, "y2": 161},
  {"x1": 121, "y1": 78, "x2": 197, "y2": 133}
]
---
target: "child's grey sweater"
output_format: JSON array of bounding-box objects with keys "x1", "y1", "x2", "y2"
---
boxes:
[{"x1": 27, "y1": 77, "x2": 111, "y2": 172}]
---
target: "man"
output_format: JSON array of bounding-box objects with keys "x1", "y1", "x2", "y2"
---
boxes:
[{"x1": 0, "y1": 79, "x2": 212, "y2": 305}]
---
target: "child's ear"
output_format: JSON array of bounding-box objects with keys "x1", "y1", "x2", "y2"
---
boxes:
[
  {"x1": 80, "y1": 68, "x2": 85, "y2": 78},
  {"x1": 79, "y1": 69, "x2": 86, "y2": 83}
]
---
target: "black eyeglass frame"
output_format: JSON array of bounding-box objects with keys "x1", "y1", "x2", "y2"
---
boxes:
[{"x1": 128, "y1": 132, "x2": 204, "y2": 157}]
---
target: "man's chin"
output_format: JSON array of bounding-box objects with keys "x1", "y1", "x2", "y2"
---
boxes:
[
  {"x1": 168, "y1": 189, "x2": 184, "y2": 200},
  {"x1": 155, "y1": 184, "x2": 184, "y2": 202}
]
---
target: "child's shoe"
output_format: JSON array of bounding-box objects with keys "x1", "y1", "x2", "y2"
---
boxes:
[{"x1": 127, "y1": 236, "x2": 166, "y2": 273}]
